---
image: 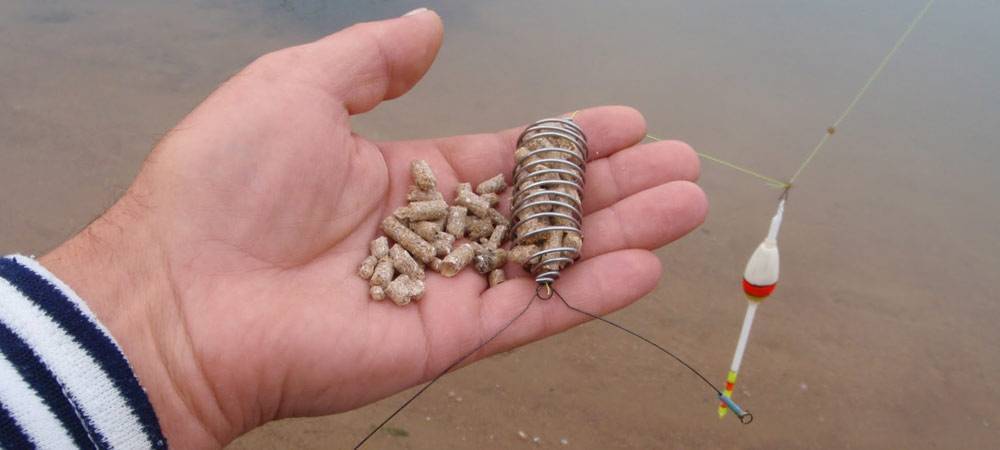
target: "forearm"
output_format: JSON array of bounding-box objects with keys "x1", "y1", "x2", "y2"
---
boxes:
[
  {"x1": 0, "y1": 194, "x2": 229, "y2": 449},
  {"x1": 36, "y1": 203, "x2": 231, "y2": 449}
]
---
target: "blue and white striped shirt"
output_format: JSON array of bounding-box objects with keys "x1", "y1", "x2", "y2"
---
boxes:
[{"x1": 0, "y1": 255, "x2": 167, "y2": 449}]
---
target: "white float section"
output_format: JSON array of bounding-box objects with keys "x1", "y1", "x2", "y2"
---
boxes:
[
  {"x1": 729, "y1": 301, "x2": 758, "y2": 374},
  {"x1": 744, "y1": 200, "x2": 784, "y2": 287}
]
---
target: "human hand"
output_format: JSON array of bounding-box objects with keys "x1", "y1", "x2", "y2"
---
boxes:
[{"x1": 40, "y1": 9, "x2": 706, "y2": 449}]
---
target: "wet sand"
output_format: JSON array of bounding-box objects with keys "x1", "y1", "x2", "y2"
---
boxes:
[{"x1": 2, "y1": 1, "x2": 999, "y2": 448}]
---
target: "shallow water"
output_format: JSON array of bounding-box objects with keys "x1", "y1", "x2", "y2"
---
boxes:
[{"x1": 2, "y1": 1, "x2": 998, "y2": 448}]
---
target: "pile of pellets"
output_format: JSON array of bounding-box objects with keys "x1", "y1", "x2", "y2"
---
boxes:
[{"x1": 357, "y1": 161, "x2": 518, "y2": 306}]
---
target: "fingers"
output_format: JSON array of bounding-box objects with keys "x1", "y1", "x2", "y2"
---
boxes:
[
  {"x1": 582, "y1": 139, "x2": 700, "y2": 214},
  {"x1": 433, "y1": 105, "x2": 647, "y2": 186},
  {"x1": 253, "y1": 9, "x2": 443, "y2": 115},
  {"x1": 579, "y1": 181, "x2": 708, "y2": 259},
  {"x1": 474, "y1": 249, "x2": 663, "y2": 360}
]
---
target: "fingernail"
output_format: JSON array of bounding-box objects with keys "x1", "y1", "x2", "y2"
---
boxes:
[{"x1": 403, "y1": 7, "x2": 429, "y2": 17}]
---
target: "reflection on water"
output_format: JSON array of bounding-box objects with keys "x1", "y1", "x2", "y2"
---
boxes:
[{"x1": 2, "y1": 1, "x2": 999, "y2": 448}]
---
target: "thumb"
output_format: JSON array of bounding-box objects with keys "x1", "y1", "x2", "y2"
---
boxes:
[{"x1": 264, "y1": 8, "x2": 444, "y2": 115}]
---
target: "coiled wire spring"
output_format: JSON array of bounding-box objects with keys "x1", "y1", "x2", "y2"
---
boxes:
[{"x1": 510, "y1": 118, "x2": 588, "y2": 286}]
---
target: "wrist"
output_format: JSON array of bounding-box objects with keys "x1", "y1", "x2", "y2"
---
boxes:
[{"x1": 40, "y1": 197, "x2": 228, "y2": 449}]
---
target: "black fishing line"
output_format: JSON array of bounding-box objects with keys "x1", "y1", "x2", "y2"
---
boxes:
[
  {"x1": 552, "y1": 287, "x2": 723, "y2": 396},
  {"x1": 355, "y1": 283, "x2": 737, "y2": 449},
  {"x1": 353, "y1": 289, "x2": 538, "y2": 449}
]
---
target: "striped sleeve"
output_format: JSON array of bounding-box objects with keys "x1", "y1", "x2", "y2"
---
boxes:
[{"x1": 0, "y1": 255, "x2": 167, "y2": 449}]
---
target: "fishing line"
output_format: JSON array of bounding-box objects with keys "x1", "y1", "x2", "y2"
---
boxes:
[
  {"x1": 551, "y1": 287, "x2": 723, "y2": 396},
  {"x1": 353, "y1": 289, "x2": 538, "y2": 449},
  {"x1": 646, "y1": 134, "x2": 789, "y2": 189}
]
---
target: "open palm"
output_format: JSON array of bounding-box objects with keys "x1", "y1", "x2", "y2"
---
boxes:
[{"x1": 42, "y1": 10, "x2": 706, "y2": 448}]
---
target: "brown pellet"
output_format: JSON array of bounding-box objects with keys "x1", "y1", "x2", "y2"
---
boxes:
[
  {"x1": 530, "y1": 136, "x2": 556, "y2": 154},
  {"x1": 551, "y1": 184, "x2": 581, "y2": 227},
  {"x1": 432, "y1": 216, "x2": 447, "y2": 232},
  {"x1": 370, "y1": 236, "x2": 390, "y2": 259},
  {"x1": 370, "y1": 285, "x2": 386, "y2": 301},
  {"x1": 370, "y1": 257, "x2": 395, "y2": 288},
  {"x1": 358, "y1": 255, "x2": 378, "y2": 280},
  {"x1": 560, "y1": 165, "x2": 583, "y2": 182},
  {"x1": 411, "y1": 160, "x2": 437, "y2": 191},
  {"x1": 512, "y1": 216, "x2": 548, "y2": 244},
  {"x1": 381, "y1": 216, "x2": 436, "y2": 263},
  {"x1": 487, "y1": 224, "x2": 508, "y2": 248},
  {"x1": 432, "y1": 231, "x2": 455, "y2": 257},
  {"x1": 446, "y1": 206, "x2": 468, "y2": 237},
  {"x1": 512, "y1": 188, "x2": 550, "y2": 244},
  {"x1": 476, "y1": 174, "x2": 507, "y2": 195},
  {"x1": 407, "y1": 186, "x2": 444, "y2": 202},
  {"x1": 474, "y1": 247, "x2": 507, "y2": 274},
  {"x1": 509, "y1": 244, "x2": 540, "y2": 267},
  {"x1": 541, "y1": 230, "x2": 564, "y2": 271},
  {"x1": 455, "y1": 189, "x2": 491, "y2": 219},
  {"x1": 466, "y1": 216, "x2": 494, "y2": 242},
  {"x1": 481, "y1": 192, "x2": 500, "y2": 207},
  {"x1": 488, "y1": 207, "x2": 510, "y2": 228},
  {"x1": 551, "y1": 207, "x2": 575, "y2": 228},
  {"x1": 564, "y1": 232, "x2": 583, "y2": 254},
  {"x1": 428, "y1": 257, "x2": 443, "y2": 273},
  {"x1": 386, "y1": 274, "x2": 425, "y2": 306},
  {"x1": 390, "y1": 244, "x2": 425, "y2": 280},
  {"x1": 456, "y1": 182, "x2": 473, "y2": 195},
  {"x1": 440, "y1": 243, "x2": 476, "y2": 277},
  {"x1": 410, "y1": 221, "x2": 440, "y2": 242},
  {"x1": 488, "y1": 269, "x2": 506, "y2": 287},
  {"x1": 514, "y1": 188, "x2": 552, "y2": 215},
  {"x1": 514, "y1": 146, "x2": 533, "y2": 166},
  {"x1": 394, "y1": 199, "x2": 448, "y2": 221},
  {"x1": 525, "y1": 163, "x2": 562, "y2": 185}
]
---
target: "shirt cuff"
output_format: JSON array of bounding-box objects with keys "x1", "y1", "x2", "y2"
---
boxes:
[{"x1": 0, "y1": 255, "x2": 167, "y2": 449}]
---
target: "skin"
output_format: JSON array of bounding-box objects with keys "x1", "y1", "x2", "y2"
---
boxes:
[{"x1": 38, "y1": 9, "x2": 707, "y2": 449}]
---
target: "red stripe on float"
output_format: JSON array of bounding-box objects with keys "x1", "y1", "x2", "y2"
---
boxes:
[
  {"x1": 742, "y1": 279, "x2": 776, "y2": 298},
  {"x1": 726, "y1": 382, "x2": 735, "y2": 391}
]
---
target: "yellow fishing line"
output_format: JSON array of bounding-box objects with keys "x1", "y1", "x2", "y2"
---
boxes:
[{"x1": 646, "y1": 134, "x2": 790, "y2": 189}]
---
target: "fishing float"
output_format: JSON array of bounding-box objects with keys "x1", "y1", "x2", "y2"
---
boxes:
[{"x1": 718, "y1": 194, "x2": 785, "y2": 422}]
